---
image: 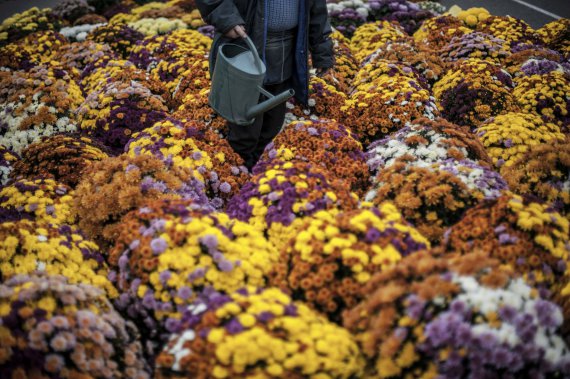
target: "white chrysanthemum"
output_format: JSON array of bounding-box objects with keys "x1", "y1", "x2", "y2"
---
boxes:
[
  {"x1": 366, "y1": 127, "x2": 471, "y2": 173},
  {"x1": 453, "y1": 273, "x2": 567, "y2": 365},
  {"x1": 59, "y1": 23, "x2": 106, "y2": 41},
  {"x1": 0, "y1": 100, "x2": 78, "y2": 153}
]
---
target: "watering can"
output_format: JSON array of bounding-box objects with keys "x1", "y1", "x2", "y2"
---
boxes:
[{"x1": 209, "y1": 36, "x2": 295, "y2": 126}]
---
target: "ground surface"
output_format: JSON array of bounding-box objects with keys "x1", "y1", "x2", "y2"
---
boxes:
[
  {"x1": 0, "y1": 0, "x2": 568, "y2": 29},
  {"x1": 441, "y1": 0, "x2": 568, "y2": 28}
]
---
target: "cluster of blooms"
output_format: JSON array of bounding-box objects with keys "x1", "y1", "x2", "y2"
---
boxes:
[
  {"x1": 74, "y1": 13, "x2": 108, "y2": 25},
  {"x1": 367, "y1": 0, "x2": 434, "y2": 35},
  {"x1": 0, "y1": 274, "x2": 150, "y2": 378},
  {"x1": 90, "y1": 0, "x2": 130, "y2": 19},
  {"x1": 180, "y1": 126, "x2": 250, "y2": 203},
  {"x1": 477, "y1": 15, "x2": 541, "y2": 48},
  {"x1": 257, "y1": 119, "x2": 369, "y2": 194},
  {"x1": 1, "y1": 30, "x2": 68, "y2": 68},
  {"x1": 128, "y1": 29, "x2": 211, "y2": 70},
  {"x1": 513, "y1": 71, "x2": 570, "y2": 130},
  {"x1": 176, "y1": 89, "x2": 228, "y2": 136},
  {"x1": 53, "y1": 40, "x2": 117, "y2": 77},
  {"x1": 108, "y1": 2, "x2": 170, "y2": 24},
  {"x1": 350, "y1": 21, "x2": 408, "y2": 63},
  {"x1": 86, "y1": 23, "x2": 144, "y2": 58},
  {"x1": 253, "y1": 119, "x2": 369, "y2": 194},
  {"x1": 366, "y1": 117, "x2": 492, "y2": 176},
  {"x1": 183, "y1": 10, "x2": 206, "y2": 29},
  {"x1": 365, "y1": 161, "x2": 481, "y2": 242},
  {"x1": 342, "y1": 74, "x2": 438, "y2": 145},
  {"x1": 59, "y1": 22, "x2": 106, "y2": 42},
  {"x1": 11, "y1": 135, "x2": 109, "y2": 188},
  {"x1": 443, "y1": 194, "x2": 570, "y2": 324},
  {"x1": 285, "y1": 76, "x2": 347, "y2": 123},
  {"x1": 0, "y1": 43, "x2": 35, "y2": 70},
  {"x1": 502, "y1": 140, "x2": 570, "y2": 216},
  {"x1": 327, "y1": 0, "x2": 368, "y2": 38},
  {"x1": 318, "y1": 31, "x2": 359, "y2": 94},
  {"x1": 80, "y1": 58, "x2": 170, "y2": 100},
  {"x1": 456, "y1": 7, "x2": 490, "y2": 28},
  {"x1": 125, "y1": 119, "x2": 248, "y2": 208},
  {"x1": 73, "y1": 154, "x2": 208, "y2": 247},
  {"x1": 519, "y1": 58, "x2": 570, "y2": 77},
  {"x1": 52, "y1": 0, "x2": 94, "y2": 22},
  {"x1": 0, "y1": 65, "x2": 83, "y2": 154},
  {"x1": 197, "y1": 24, "x2": 215, "y2": 38},
  {"x1": 109, "y1": 199, "x2": 277, "y2": 348},
  {"x1": 227, "y1": 161, "x2": 358, "y2": 250},
  {"x1": 538, "y1": 18, "x2": 570, "y2": 52},
  {"x1": 0, "y1": 7, "x2": 61, "y2": 45},
  {"x1": 344, "y1": 251, "x2": 570, "y2": 378},
  {"x1": 150, "y1": 55, "x2": 210, "y2": 107},
  {"x1": 128, "y1": 17, "x2": 187, "y2": 37},
  {"x1": 417, "y1": 1, "x2": 447, "y2": 14},
  {"x1": 0, "y1": 178, "x2": 74, "y2": 225},
  {"x1": 270, "y1": 204, "x2": 430, "y2": 322},
  {"x1": 133, "y1": 2, "x2": 188, "y2": 20},
  {"x1": 503, "y1": 44, "x2": 564, "y2": 78},
  {"x1": 413, "y1": 15, "x2": 471, "y2": 50},
  {"x1": 155, "y1": 286, "x2": 365, "y2": 378},
  {"x1": 364, "y1": 38, "x2": 445, "y2": 85},
  {"x1": 441, "y1": 32, "x2": 510, "y2": 65},
  {"x1": 77, "y1": 80, "x2": 168, "y2": 153},
  {"x1": 0, "y1": 146, "x2": 18, "y2": 186},
  {"x1": 476, "y1": 112, "x2": 565, "y2": 169},
  {"x1": 432, "y1": 58, "x2": 518, "y2": 130},
  {"x1": 433, "y1": 159, "x2": 509, "y2": 199},
  {"x1": 352, "y1": 58, "x2": 428, "y2": 93},
  {"x1": 0, "y1": 220, "x2": 117, "y2": 297}
]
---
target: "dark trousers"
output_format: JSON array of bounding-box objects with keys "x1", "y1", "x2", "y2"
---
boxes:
[{"x1": 227, "y1": 79, "x2": 290, "y2": 170}]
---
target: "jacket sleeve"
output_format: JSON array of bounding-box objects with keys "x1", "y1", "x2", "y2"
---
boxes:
[
  {"x1": 195, "y1": 0, "x2": 245, "y2": 34},
  {"x1": 308, "y1": 0, "x2": 334, "y2": 69}
]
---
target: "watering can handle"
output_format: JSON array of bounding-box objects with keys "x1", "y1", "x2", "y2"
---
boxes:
[{"x1": 243, "y1": 35, "x2": 264, "y2": 73}]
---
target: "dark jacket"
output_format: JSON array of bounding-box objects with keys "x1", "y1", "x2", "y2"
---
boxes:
[{"x1": 196, "y1": 0, "x2": 334, "y2": 105}]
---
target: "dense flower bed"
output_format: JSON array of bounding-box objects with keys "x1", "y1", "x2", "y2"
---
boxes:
[
  {"x1": 73, "y1": 154, "x2": 208, "y2": 247},
  {"x1": 502, "y1": 139, "x2": 570, "y2": 215},
  {"x1": 0, "y1": 66, "x2": 83, "y2": 153},
  {"x1": 126, "y1": 118, "x2": 248, "y2": 209},
  {"x1": 433, "y1": 59, "x2": 518, "y2": 129},
  {"x1": 256, "y1": 119, "x2": 370, "y2": 194},
  {"x1": 0, "y1": 274, "x2": 150, "y2": 378},
  {"x1": 344, "y1": 251, "x2": 570, "y2": 378},
  {"x1": 11, "y1": 134, "x2": 109, "y2": 188},
  {"x1": 0, "y1": 219, "x2": 117, "y2": 297},
  {"x1": 109, "y1": 198, "x2": 278, "y2": 352},
  {"x1": 270, "y1": 204, "x2": 429, "y2": 322},
  {"x1": 442, "y1": 194, "x2": 570, "y2": 333},
  {"x1": 1, "y1": 1, "x2": 570, "y2": 375},
  {"x1": 227, "y1": 161, "x2": 358, "y2": 250},
  {"x1": 156, "y1": 286, "x2": 365, "y2": 378},
  {"x1": 0, "y1": 178, "x2": 75, "y2": 225},
  {"x1": 476, "y1": 112, "x2": 565, "y2": 169}
]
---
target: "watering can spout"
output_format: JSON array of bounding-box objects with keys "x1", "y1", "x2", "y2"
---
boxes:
[{"x1": 246, "y1": 89, "x2": 295, "y2": 120}]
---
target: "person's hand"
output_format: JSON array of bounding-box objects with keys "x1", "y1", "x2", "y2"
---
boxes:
[
  {"x1": 316, "y1": 67, "x2": 331, "y2": 77},
  {"x1": 224, "y1": 25, "x2": 247, "y2": 39}
]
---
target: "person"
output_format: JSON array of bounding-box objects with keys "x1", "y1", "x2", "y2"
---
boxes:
[{"x1": 196, "y1": 0, "x2": 334, "y2": 169}]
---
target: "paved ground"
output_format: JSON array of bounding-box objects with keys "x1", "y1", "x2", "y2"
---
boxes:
[
  {"x1": 1, "y1": 0, "x2": 568, "y2": 28},
  {"x1": 440, "y1": 0, "x2": 568, "y2": 28},
  {"x1": 1, "y1": 0, "x2": 59, "y2": 23}
]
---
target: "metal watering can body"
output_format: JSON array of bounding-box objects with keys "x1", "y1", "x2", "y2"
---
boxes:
[{"x1": 209, "y1": 36, "x2": 295, "y2": 126}]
